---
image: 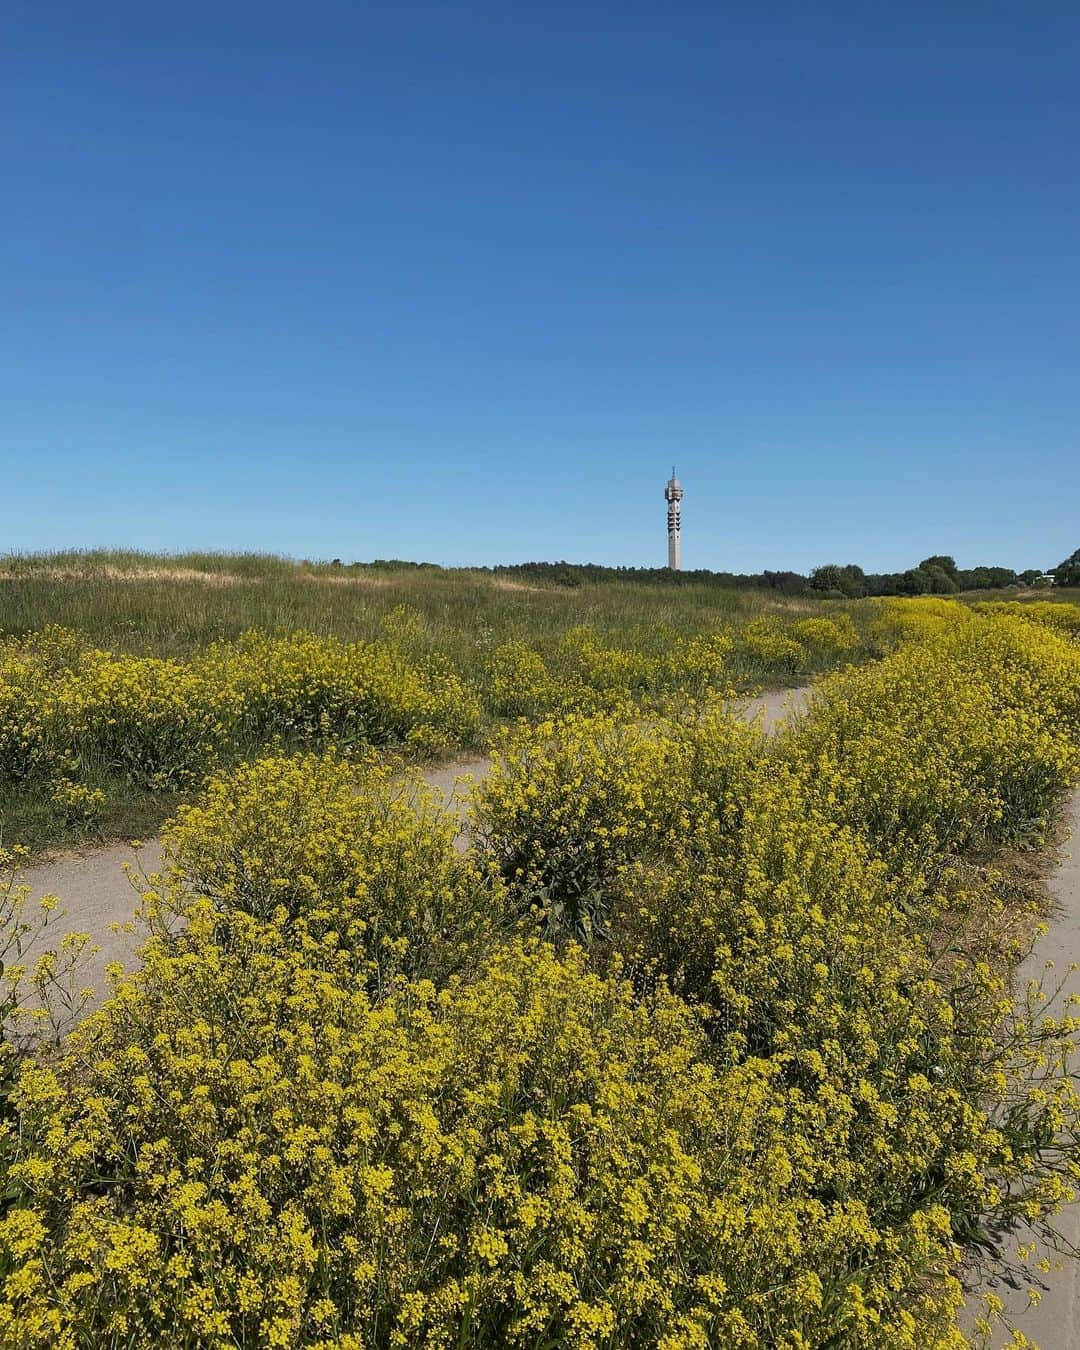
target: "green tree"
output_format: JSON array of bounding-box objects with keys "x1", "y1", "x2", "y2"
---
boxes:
[
  {"x1": 1054, "y1": 548, "x2": 1080, "y2": 587},
  {"x1": 838, "y1": 563, "x2": 867, "y2": 598},
  {"x1": 809, "y1": 564, "x2": 844, "y2": 593},
  {"x1": 918, "y1": 555, "x2": 959, "y2": 580},
  {"x1": 922, "y1": 566, "x2": 959, "y2": 595},
  {"x1": 897, "y1": 567, "x2": 932, "y2": 595}
]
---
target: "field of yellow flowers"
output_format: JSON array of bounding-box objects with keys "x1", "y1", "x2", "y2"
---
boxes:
[
  {"x1": 0, "y1": 597, "x2": 1079, "y2": 1346},
  {"x1": 0, "y1": 602, "x2": 868, "y2": 853}
]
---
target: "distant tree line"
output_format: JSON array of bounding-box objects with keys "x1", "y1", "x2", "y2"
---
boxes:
[
  {"x1": 481, "y1": 548, "x2": 1079, "y2": 595},
  {"x1": 341, "y1": 548, "x2": 1080, "y2": 594},
  {"x1": 808, "y1": 556, "x2": 1035, "y2": 598},
  {"x1": 484, "y1": 561, "x2": 810, "y2": 592},
  {"x1": 807, "y1": 551, "x2": 1079, "y2": 596},
  {"x1": 348, "y1": 558, "x2": 808, "y2": 593}
]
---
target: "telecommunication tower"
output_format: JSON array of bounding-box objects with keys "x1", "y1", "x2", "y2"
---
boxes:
[{"x1": 664, "y1": 468, "x2": 683, "y2": 570}]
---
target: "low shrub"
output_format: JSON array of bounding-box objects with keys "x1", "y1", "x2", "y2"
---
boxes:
[
  {"x1": 789, "y1": 616, "x2": 1080, "y2": 863},
  {"x1": 790, "y1": 613, "x2": 859, "y2": 655},
  {"x1": 974, "y1": 599, "x2": 1080, "y2": 638},
  {"x1": 472, "y1": 702, "x2": 762, "y2": 943},
  {"x1": 0, "y1": 934, "x2": 975, "y2": 1349},
  {"x1": 162, "y1": 751, "x2": 504, "y2": 992},
  {"x1": 481, "y1": 640, "x2": 558, "y2": 719},
  {"x1": 0, "y1": 628, "x2": 483, "y2": 800},
  {"x1": 736, "y1": 617, "x2": 805, "y2": 674}
]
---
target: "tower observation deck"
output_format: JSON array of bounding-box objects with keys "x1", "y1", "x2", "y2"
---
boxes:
[{"x1": 664, "y1": 469, "x2": 683, "y2": 570}]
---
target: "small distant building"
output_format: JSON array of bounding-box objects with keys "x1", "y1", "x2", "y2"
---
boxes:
[
  {"x1": 1036, "y1": 574, "x2": 1057, "y2": 587},
  {"x1": 664, "y1": 469, "x2": 683, "y2": 570}
]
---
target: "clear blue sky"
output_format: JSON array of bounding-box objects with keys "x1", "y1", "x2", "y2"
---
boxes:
[{"x1": 2, "y1": 2, "x2": 1077, "y2": 573}]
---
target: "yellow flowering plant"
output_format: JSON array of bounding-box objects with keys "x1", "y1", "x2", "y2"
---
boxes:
[
  {"x1": 159, "y1": 750, "x2": 506, "y2": 993},
  {"x1": 0, "y1": 929, "x2": 970, "y2": 1349},
  {"x1": 472, "y1": 699, "x2": 762, "y2": 944}
]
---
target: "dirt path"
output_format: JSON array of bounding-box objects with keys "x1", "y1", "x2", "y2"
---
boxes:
[
  {"x1": 11, "y1": 687, "x2": 811, "y2": 991},
  {"x1": 965, "y1": 787, "x2": 1080, "y2": 1349}
]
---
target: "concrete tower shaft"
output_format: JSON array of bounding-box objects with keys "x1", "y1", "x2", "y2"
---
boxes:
[{"x1": 664, "y1": 468, "x2": 683, "y2": 570}]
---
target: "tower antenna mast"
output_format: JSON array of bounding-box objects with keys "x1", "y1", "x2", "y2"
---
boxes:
[{"x1": 664, "y1": 469, "x2": 684, "y2": 570}]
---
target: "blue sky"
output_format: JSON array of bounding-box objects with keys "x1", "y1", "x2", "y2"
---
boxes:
[{"x1": 2, "y1": 2, "x2": 1077, "y2": 573}]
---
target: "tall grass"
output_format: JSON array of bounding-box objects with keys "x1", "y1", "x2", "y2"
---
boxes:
[{"x1": 0, "y1": 550, "x2": 825, "y2": 680}]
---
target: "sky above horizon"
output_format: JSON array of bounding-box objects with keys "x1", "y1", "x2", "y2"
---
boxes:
[{"x1": 2, "y1": 2, "x2": 1078, "y2": 574}]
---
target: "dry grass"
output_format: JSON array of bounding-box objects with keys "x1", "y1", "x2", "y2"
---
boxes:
[{"x1": 0, "y1": 566, "x2": 253, "y2": 587}]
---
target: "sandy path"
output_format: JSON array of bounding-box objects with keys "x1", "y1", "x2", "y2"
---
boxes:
[
  {"x1": 964, "y1": 788, "x2": 1080, "y2": 1349},
  {"x1": 10, "y1": 687, "x2": 811, "y2": 991}
]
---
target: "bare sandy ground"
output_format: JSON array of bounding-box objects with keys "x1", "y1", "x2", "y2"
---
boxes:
[
  {"x1": 964, "y1": 788, "x2": 1080, "y2": 1349},
  {"x1": 0, "y1": 565, "x2": 251, "y2": 586}
]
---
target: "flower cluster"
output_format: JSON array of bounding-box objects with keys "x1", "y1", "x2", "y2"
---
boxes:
[
  {"x1": 0, "y1": 627, "x2": 481, "y2": 793},
  {"x1": 792, "y1": 614, "x2": 1080, "y2": 861},
  {"x1": 161, "y1": 750, "x2": 504, "y2": 992},
  {"x1": 734, "y1": 616, "x2": 806, "y2": 673},
  {"x1": 973, "y1": 598, "x2": 1080, "y2": 639},
  {"x1": 478, "y1": 612, "x2": 878, "y2": 727},
  {"x1": 473, "y1": 699, "x2": 762, "y2": 942},
  {"x1": 480, "y1": 625, "x2": 737, "y2": 719}
]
